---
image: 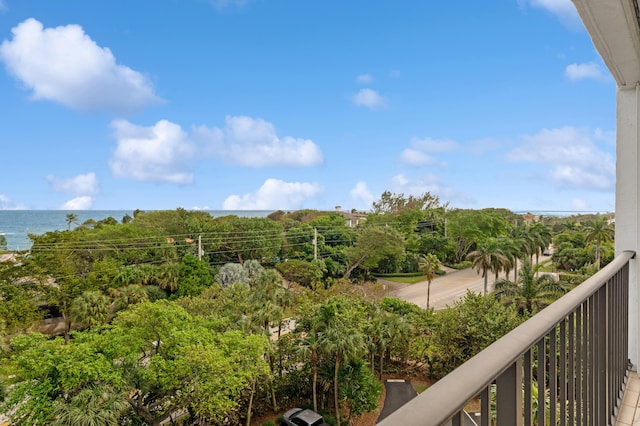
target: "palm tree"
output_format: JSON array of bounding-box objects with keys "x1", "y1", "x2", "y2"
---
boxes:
[
  {"x1": 50, "y1": 384, "x2": 128, "y2": 425},
  {"x1": 496, "y1": 237, "x2": 517, "y2": 281},
  {"x1": 320, "y1": 324, "x2": 364, "y2": 426},
  {"x1": 156, "y1": 262, "x2": 181, "y2": 291},
  {"x1": 418, "y1": 253, "x2": 440, "y2": 309},
  {"x1": 65, "y1": 213, "x2": 79, "y2": 230},
  {"x1": 297, "y1": 331, "x2": 322, "y2": 412},
  {"x1": 70, "y1": 290, "x2": 110, "y2": 329},
  {"x1": 112, "y1": 284, "x2": 148, "y2": 311},
  {"x1": 584, "y1": 217, "x2": 614, "y2": 267},
  {"x1": 528, "y1": 222, "x2": 552, "y2": 266},
  {"x1": 466, "y1": 238, "x2": 509, "y2": 295},
  {"x1": 508, "y1": 223, "x2": 534, "y2": 280},
  {"x1": 494, "y1": 258, "x2": 568, "y2": 315},
  {"x1": 317, "y1": 300, "x2": 365, "y2": 426}
]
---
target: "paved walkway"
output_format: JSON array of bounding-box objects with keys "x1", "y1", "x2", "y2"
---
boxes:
[
  {"x1": 376, "y1": 379, "x2": 417, "y2": 423},
  {"x1": 617, "y1": 371, "x2": 640, "y2": 425}
]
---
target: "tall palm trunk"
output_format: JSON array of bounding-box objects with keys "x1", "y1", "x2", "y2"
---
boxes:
[
  {"x1": 334, "y1": 356, "x2": 342, "y2": 426},
  {"x1": 483, "y1": 267, "x2": 488, "y2": 295},
  {"x1": 246, "y1": 380, "x2": 256, "y2": 426},
  {"x1": 312, "y1": 350, "x2": 318, "y2": 412},
  {"x1": 63, "y1": 314, "x2": 71, "y2": 344}
]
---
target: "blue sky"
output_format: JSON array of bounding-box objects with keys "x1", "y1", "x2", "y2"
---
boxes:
[{"x1": 0, "y1": 0, "x2": 616, "y2": 212}]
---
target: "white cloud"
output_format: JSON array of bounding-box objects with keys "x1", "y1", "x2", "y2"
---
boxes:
[
  {"x1": 0, "y1": 195, "x2": 26, "y2": 210},
  {"x1": 356, "y1": 73, "x2": 374, "y2": 84},
  {"x1": 565, "y1": 62, "x2": 608, "y2": 81},
  {"x1": 389, "y1": 70, "x2": 401, "y2": 79},
  {"x1": 222, "y1": 178, "x2": 323, "y2": 210},
  {"x1": 0, "y1": 18, "x2": 160, "y2": 112},
  {"x1": 109, "y1": 119, "x2": 196, "y2": 184},
  {"x1": 109, "y1": 115, "x2": 322, "y2": 184},
  {"x1": 350, "y1": 181, "x2": 374, "y2": 209},
  {"x1": 0, "y1": 1, "x2": 6, "y2": 11},
  {"x1": 400, "y1": 149, "x2": 437, "y2": 167},
  {"x1": 400, "y1": 137, "x2": 457, "y2": 166},
  {"x1": 390, "y1": 173, "x2": 443, "y2": 195},
  {"x1": 410, "y1": 137, "x2": 458, "y2": 153},
  {"x1": 198, "y1": 115, "x2": 324, "y2": 167},
  {"x1": 60, "y1": 196, "x2": 93, "y2": 210},
  {"x1": 46, "y1": 172, "x2": 100, "y2": 195},
  {"x1": 519, "y1": 0, "x2": 580, "y2": 27},
  {"x1": 507, "y1": 126, "x2": 615, "y2": 190},
  {"x1": 352, "y1": 88, "x2": 386, "y2": 110}
]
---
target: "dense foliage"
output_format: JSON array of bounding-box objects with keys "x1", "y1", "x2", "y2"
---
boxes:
[{"x1": 0, "y1": 199, "x2": 614, "y2": 425}]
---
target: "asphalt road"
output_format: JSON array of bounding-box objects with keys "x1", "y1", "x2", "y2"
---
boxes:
[
  {"x1": 377, "y1": 380, "x2": 417, "y2": 423},
  {"x1": 388, "y1": 256, "x2": 551, "y2": 310}
]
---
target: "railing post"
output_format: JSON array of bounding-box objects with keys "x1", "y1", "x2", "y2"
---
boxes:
[
  {"x1": 496, "y1": 359, "x2": 523, "y2": 426},
  {"x1": 597, "y1": 285, "x2": 608, "y2": 425},
  {"x1": 375, "y1": 252, "x2": 633, "y2": 426}
]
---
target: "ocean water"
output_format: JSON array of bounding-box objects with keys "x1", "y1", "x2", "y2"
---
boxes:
[{"x1": 0, "y1": 210, "x2": 274, "y2": 251}]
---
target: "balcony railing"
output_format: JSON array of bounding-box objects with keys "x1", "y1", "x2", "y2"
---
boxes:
[{"x1": 379, "y1": 250, "x2": 635, "y2": 426}]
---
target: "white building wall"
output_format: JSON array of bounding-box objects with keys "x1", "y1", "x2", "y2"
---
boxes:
[{"x1": 616, "y1": 86, "x2": 640, "y2": 368}]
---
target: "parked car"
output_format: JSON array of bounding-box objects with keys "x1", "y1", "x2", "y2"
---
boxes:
[{"x1": 281, "y1": 408, "x2": 328, "y2": 426}]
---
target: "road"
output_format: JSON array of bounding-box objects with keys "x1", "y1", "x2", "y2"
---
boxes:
[
  {"x1": 376, "y1": 380, "x2": 417, "y2": 423},
  {"x1": 388, "y1": 256, "x2": 551, "y2": 310}
]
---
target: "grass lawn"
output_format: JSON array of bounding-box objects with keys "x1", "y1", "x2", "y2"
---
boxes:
[
  {"x1": 379, "y1": 275, "x2": 428, "y2": 284},
  {"x1": 537, "y1": 259, "x2": 555, "y2": 272},
  {"x1": 411, "y1": 381, "x2": 430, "y2": 393}
]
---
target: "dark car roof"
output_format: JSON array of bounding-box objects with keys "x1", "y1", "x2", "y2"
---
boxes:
[{"x1": 293, "y1": 409, "x2": 323, "y2": 423}]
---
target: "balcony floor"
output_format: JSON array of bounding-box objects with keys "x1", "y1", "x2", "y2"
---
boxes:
[{"x1": 617, "y1": 372, "x2": 640, "y2": 426}]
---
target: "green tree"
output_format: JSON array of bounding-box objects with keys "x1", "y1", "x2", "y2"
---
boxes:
[
  {"x1": 209, "y1": 216, "x2": 283, "y2": 264},
  {"x1": 428, "y1": 292, "x2": 521, "y2": 378},
  {"x1": 276, "y1": 259, "x2": 326, "y2": 288},
  {"x1": 316, "y1": 298, "x2": 365, "y2": 426},
  {"x1": 70, "y1": 290, "x2": 110, "y2": 329},
  {"x1": 528, "y1": 222, "x2": 552, "y2": 266},
  {"x1": 65, "y1": 213, "x2": 79, "y2": 230},
  {"x1": 494, "y1": 258, "x2": 568, "y2": 315},
  {"x1": 1, "y1": 333, "x2": 122, "y2": 425},
  {"x1": 446, "y1": 209, "x2": 512, "y2": 263},
  {"x1": 372, "y1": 191, "x2": 443, "y2": 214},
  {"x1": 296, "y1": 329, "x2": 322, "y2": 412},
  {"x1": 339, "y1": 359, "x2": 382, "y2": 422},
  {"x1": 508, "y1": 222, "x2": 534, "y2": 280},
  {"x1": 0, "y1": 234, "x2": 7, "y2": 251},
  {"x1": 343, "y1": 226, "x2": 405, "y2": 279},
  {"x1": 418, "y1": 253, "x2": 440, "y2": 309},
  {"x1": 584, "y1": 217, "x2": 614, "y2": 267},
  {"x1": 110, "y1": 284, "x2": 148, "y2": 311},
  {"x1": 0, "y1": 282, "x2": 43, "y2": 333},
  {"x1": 173, "y1": 254, "x2": 212, "y2": 298},
  {"x1": 50, "y1": 384, "x2": 128, "y2": 426},
  {"x1": 466, "y1": 238, "x2": 510, "y2": 295}
]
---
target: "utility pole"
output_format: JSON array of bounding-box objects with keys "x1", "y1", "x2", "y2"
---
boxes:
[
  {"x1": 198, "y1": 234, "x2": 202, "y2": 260},
  {"x1": 313, "y1": 227, "x2": 318, "y2": 260}
]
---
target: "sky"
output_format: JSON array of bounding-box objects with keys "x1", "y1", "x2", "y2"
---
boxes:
[{"x1": 0, "y1": 0, "x2": 617, "y2": 213}]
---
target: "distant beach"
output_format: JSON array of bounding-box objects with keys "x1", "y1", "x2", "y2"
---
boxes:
[{"x1": 0, "y1": 210, "x2": 274, "y2": 251}]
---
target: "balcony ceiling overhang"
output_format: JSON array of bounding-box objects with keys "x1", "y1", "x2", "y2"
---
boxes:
[{"x1": 572, "y1": 0, "x2": 640, "y2": 89}]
